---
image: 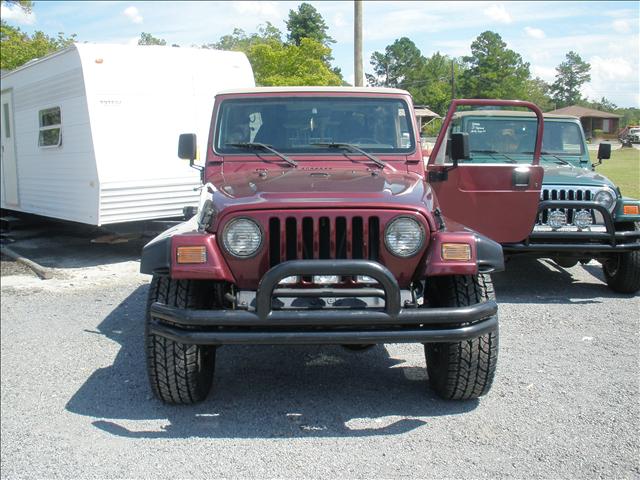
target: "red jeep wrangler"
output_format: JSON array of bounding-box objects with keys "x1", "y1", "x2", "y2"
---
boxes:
[{"x1": 140, "y1": 88, "x2": 544, "y2": 404}]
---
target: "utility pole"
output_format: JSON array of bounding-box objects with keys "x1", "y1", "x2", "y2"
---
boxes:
[
  {"x1": 451, "y1": 59, "x2": 456, "y2": 100},
  {"x1": 354, "y1": 0, "x2": 363, "y2": 86}
]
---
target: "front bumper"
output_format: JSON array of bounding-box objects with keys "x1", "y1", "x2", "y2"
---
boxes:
[
  {"x1": 503, "y1": 200, "x2": 640, "y2": 255},
  {"x1": 149, "y1": 260, "x2": 498, "y2": 345}
]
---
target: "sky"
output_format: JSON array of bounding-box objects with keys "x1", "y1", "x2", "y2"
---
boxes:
[{"x1": 2, "y1": 0, "x2": 639, "y2": 107}]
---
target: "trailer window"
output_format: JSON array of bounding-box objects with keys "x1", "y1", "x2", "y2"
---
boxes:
[{"x1": 38, "y1": 107, "x2": 61, "y2": 147}]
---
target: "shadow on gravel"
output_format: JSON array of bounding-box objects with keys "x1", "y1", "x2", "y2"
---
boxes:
[
  {"x1": 1, "y1": 215, "x2": 151, "y2": 269},
  {"x1": 66, "y1": 286, "x2": 478, "y2": 439},
  {"x1": 493, "y1": 256, "x2": 624, "y2": 304}
]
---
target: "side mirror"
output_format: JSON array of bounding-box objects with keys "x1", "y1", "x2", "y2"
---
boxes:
[
  {"x1": 451, "y1": 132, "x2": 470, "y2": 164},
  {"x1": 597, "y1": 142, "x2": 611, "y2": 160},
  {"x1": 592, "y1": 142, "x2": 611, "y2": 169},
  {"x1": 178, "y1": 133, "x2": 197, "y2": 161}
]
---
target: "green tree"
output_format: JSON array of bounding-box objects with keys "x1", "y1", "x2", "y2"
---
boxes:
[
  {"x1": 205, "y1": 22, "x2": 283, "y2": 51},
  {"x1": 208, "y1": 24, "x2": 341, "y2": 86},
  {"x1": 248, "y1": 38, "x2": 342, "y2": 86},
  {"x1": 138, "y1": 32, "x2": 166, "y2": 46},
  {"x1": 524, "y1": 77, "x2": 554, "y2": 111},
  {"x1": 460, "y1": 31, "x2": 530, "y2": 99},
  {"x1": 405, "y1": 52, "x2": 462, "y2": 115},
  {"x1": 550, "y1": 51, "x2": 590, "y2": 108},
  {"x1": 285, "y1": 2, "x2": 334, "y2": 48},
  {"x1": 2, "y1": 0, "x2": 33, "y2": 12},
  {"x1": 366, "y1": 37, "x2": 425, "y2": 88},
  {"x1": 0, "y1": 21, "x2": 76, "y2": 70}
]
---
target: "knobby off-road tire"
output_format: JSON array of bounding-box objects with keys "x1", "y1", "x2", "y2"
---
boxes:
[
  {"x1": 424, "y1": 274, "x2": 498, "y2": 401},
  {"x1": 145, "y1": 276, "x2": 216, "y2": 404},
  {"x1": 603, "y1": 222, "x2": 640, "y2": 294}
]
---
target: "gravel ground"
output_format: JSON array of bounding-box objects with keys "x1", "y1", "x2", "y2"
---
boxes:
[{"x1": 1, "y1": 253, "x2": 639, "y2": 479}]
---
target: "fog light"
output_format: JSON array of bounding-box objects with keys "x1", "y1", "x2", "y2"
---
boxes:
[
  {"x1": 442, "y1": 243, "x2": 471, "y2": 261},
  {"x1": 548, "y1": 210, "x2": 567, "y2": 230},
  {"x1": 573, "y1": 209, "x2": 593, "y2": 229},
  {"x1": 623, "y1": 205, "x2": 639, "y2": 215},
  {"x1": 313, "y1": 275, "x2": 340, "y2": 285},
  {"x1": 278, "y1": 276, "x2": 299, "y2": 285},
  {"x1": 176, "y1": 246, "x2": 207, "y2": 264},
  {"x1": 356, "y1": 275, "x2": 378, "y2": 284}
]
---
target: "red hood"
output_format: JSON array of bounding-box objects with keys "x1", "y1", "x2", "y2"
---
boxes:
[{"x1": 206, "y1": 167, "x2": 436, "y2": 227}]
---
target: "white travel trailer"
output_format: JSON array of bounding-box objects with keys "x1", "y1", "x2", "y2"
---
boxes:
[{"x1": 0, "y1": 43, "x2": 254, "y2": 225}]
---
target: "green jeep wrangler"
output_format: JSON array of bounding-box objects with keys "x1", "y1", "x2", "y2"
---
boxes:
[{"x1": 451, "y1": 110, "x2": 640, "y2": 294}]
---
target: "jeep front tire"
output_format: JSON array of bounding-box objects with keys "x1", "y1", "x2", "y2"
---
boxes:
[
  {"x1": 423, "y1": 274, "x2": 499, "y2": 400},
  {"x1": 145, "y1": 276, "x2": 217, "y2": 404},
  {"x1": 603, "y1": 222, "x2": 640, "y2": 294}
]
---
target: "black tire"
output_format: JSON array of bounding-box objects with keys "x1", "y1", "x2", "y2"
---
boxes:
[
  {"x1": 145, "y1": 276, "x2": 217, "y2": 404},
  {"x1": 602, "y1": 222, "x2": 640, "y2": 294},
  {"x1": 424, "y1": 274, "x2": 499, "y2": 400}
]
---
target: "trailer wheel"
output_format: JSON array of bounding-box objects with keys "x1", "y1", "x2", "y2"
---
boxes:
[
  {"x1": 423, "y1": 274, "x2": 499, "y2": 400},
  {"x1": 145, "y1": 276, "x2": 217, "y2": 404},
  {"x1": 603, "y1": 223, "x2": 640, "y2": 294}
]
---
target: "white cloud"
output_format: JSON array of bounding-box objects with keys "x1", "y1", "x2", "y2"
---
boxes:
[
  {"x1": 232, "y1": 1, "x2": 280, "y2": 19},
  {"x1": 484, "y1": 4, "x2": 512, "y2": 24},
  {"x1": 0, "y1": 3, "x2": 36, "y2": 25},
  {"x1": 524, "y1": 27, "x2": 545, "y2": 39},
  {"x1": 582, "y1": 56, "x2": 636, "y2": 103},
  {"x1": 531, "y1": 65, "x2": 556, "y2": 82},
  {"x1": 612, "y1": 19, "x2": 631, "y2": 34},
  {"x1": 123, "y1": 6, "x2": 143, "y2": 24}
]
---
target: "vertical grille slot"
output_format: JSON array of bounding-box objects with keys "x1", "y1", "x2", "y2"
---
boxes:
[
  {"x1": 319, "y1": 217, "x2": 331, "y2": 259},
  {"x1": 285, "y1": 218, "x2": 297, "y2": 261},
  {"x1": 302, "y1": 217, "x2": 314, "y2": 259},
  {"x1": 368, "y1": 216, "x2": 380, "y2": 261},
  {"x1": 352, "y1": 217, "x2": 363, "y2": 259},
  {"x1": 268, "y1": 213, "x2": 381, "y2": 266},
  {"x1": 269, "y1": 218, "x2": 280, "y2": 267},
  {"x1": 335, "y1": 217, "x2": 347, "y2": 259}
]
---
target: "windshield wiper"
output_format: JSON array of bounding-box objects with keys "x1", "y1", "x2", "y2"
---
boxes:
[
  {"x1": 227, "y1": 142, "x2": 298, "y2": 168},
  {"x1": 310, "y1": 142, "x2": 387, "y2": 169},
  {"x1": 522, "y1": 151, "x2": 570, "y2": 165},
  {"x1": 470, "y1": 150, "x2": 517, "y2": 163}
]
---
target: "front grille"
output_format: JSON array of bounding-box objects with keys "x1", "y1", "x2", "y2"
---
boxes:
[
  {"x1": 538, "y1": 186, "x2": 597, "y2": 225},
  {"x1": 269, "y1": 215, "x2": 380, "y2": 267}
]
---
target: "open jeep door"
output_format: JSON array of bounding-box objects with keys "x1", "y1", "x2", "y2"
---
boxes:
[{"x1": 426, "y1": 99, "x2": 544, "y2": 243}]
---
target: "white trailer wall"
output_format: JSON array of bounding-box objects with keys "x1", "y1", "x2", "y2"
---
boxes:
[
  {"x1": 1, "y1": 49, "x2": 99, "y2": 223},
  {"x1": 78, "y1": 44, "x2": 254, "y2": 224},
  {"x1": 1, "y1": 44, "x2": 254, "y2": 225}
]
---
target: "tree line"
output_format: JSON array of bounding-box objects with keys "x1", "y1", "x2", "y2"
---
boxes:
[{"x1": 1, "y1": 1, "x2": 638, "y2": 125}]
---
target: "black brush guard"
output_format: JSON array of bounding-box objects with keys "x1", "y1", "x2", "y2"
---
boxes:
[
  {"x1": 503, "y1": 201, "x2": 640, "y2": 255},
  {"x1": 149, "y1": 260, "x2": 498, "y2": 345}
]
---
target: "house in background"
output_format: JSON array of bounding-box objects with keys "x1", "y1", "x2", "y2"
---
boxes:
[{"x1": 546, "y1": 105, "x2": 621, "y2": 139}]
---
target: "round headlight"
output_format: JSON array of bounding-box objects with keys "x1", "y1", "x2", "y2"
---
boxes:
[
  {"x1": 594, "y1": 189, "x2": 616, "y2": 211},
  {"x1": 222, "y1": 218, "x2": 262, "y2": 257},
  {"x1": 384, "y1": 216, "x2": 424, "y2": 257},
  {"x1": 548, "y1": 210, "x2": 567, "y2": 230},
  {"x1": 573, "y1": 209, "x2": 593, "y2": 229}
]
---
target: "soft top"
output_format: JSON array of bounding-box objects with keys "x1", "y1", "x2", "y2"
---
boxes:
[{"x1": 216, "y1": 86, "x2": 411, "y2": 96}]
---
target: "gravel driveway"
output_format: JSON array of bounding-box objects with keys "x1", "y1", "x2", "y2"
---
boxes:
[{"x1": 1, "y1": 252, "x2": 638, "y2": 479}]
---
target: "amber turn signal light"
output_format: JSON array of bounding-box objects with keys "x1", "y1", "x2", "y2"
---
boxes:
[
  {"x1": 441, "y1": 243, "x2": 471, "y2": 261},
  {"x1": 623, "y1": 205, "x2": 639, "y2": 215},
  {"x1": 176, "y1": 246, "x2": 207, "y2": 264}
]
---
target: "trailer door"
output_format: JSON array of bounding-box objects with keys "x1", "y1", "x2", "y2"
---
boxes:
[
  {"x1": 426, "y1": 99, "x2": 544, "y2": 244},
  {"x1": 1, "y1": 90, "x2": 19, "y2": 206}
]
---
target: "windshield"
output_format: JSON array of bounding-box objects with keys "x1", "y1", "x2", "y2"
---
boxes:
[
  {"x1": 215, "y1": 97, "x2": 415, "y2": 154},
  {"x1": 452, "y1": 116, "x2": 585, "y2": 163}
]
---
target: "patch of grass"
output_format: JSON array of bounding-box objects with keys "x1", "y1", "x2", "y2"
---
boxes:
[{"x1": 589, "y1": 148, "x2": 640, "y2": 199}]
